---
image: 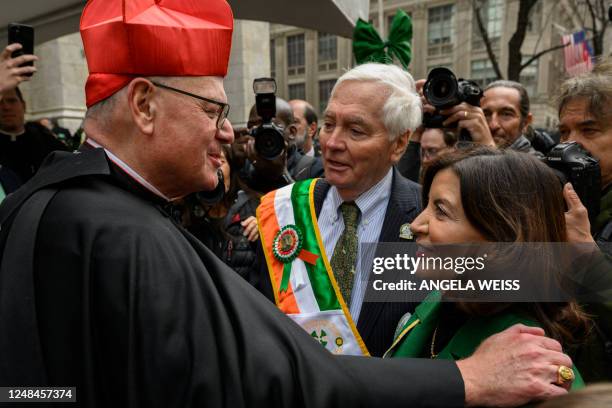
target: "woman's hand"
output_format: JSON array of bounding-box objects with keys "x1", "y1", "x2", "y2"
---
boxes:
[{"x1": 241, "y1": 216, "x2": 259, "y2": 242}]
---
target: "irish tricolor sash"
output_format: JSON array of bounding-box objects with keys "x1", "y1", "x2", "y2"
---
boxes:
[{"x1": 257, "y1": 179, "x2": 369, "y2": 356}]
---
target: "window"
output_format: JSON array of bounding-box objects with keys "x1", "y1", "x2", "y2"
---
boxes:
[
  {"x1": 270, "y1": 39, "x2": 276, "y2": 78},
  {"x1": 471, "y1": 59, "x2": 498, "y2": 88},
  {"x1": 520, "y1": 57, "x2": 538, "y2": 97},
  {"x1": 473, "y1": 0, "x2": 505, "y2": 49},
  {"x1": 318, "y1": 33, "x2": 337, "y2": 62},
  {"x1": 319, "y1": 79, "x2": 337, "y2": 114},
  {"x1": 428, "y1": 5, "x2": 454, "y2": 56},
  {"x1": 287, "y1": 34, "x2": 305, "y2": 76},
  {"x1": 485, "y1": 0, "x2": 504, "y2": 39},
  {"x1": 288, "y1": 83, "x2": 306, "y2": 101},
  {"x1": 318, "y1": 32, "x2": 338, "y2": 72}
]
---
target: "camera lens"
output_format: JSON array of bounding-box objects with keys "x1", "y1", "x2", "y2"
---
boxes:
[
  {"x1": 432, "y1": 79, "x2": 452, "y2": 99},
  {"x1": 254, "y1": 125, "x2": 285, "y2": 160},
  {"x1": 424, "y1": 68, "x2": 459, "y2": 108}
]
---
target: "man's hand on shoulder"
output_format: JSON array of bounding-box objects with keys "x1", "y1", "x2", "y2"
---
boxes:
[{"x1": 456, "y1": 324, "x2": 572, "y2": 407}]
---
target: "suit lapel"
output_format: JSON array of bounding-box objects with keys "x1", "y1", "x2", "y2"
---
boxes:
[
  {"x1": 357, "y1": 168, "x2": 421, "y2": 342},
  {"x1": 313, "y1": 178, "x2": 331, "y2": 217},
  {"x1": 311, "y1": 172, "x2": 422, "y2": 350}
]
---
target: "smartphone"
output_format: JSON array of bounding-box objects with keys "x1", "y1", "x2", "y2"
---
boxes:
[{"x1": 8, "y1": 23, "x2": 34, "y2": 75}]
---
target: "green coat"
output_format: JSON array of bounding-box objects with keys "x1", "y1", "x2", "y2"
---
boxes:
[{"x1": 385, "y1": 291, "x2": 585, "y2": 389}]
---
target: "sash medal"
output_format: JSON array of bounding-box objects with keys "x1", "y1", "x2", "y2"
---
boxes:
[
  {"x1": 257, "y1": 179, "x2": 369, "y2": 356},
  {"x1": 273, "y1": 225, "x2": 319, "y2": 292}
]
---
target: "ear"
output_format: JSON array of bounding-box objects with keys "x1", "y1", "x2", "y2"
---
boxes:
[
  {"x1": 288, "y1": 123, "x2": 298, "y2": 138},
  {"x1": 390, "y1": 129, "x2": 410, "y2": 163},
  {"x1": 127, "y1": 78, "x2": 157, "y2": 135},
  {"x1": 520, "y1": 112, "x2": 534, "y2": 133},
  {"x1": 307, "y1": 121, "x2": 318, "y2": 138}
]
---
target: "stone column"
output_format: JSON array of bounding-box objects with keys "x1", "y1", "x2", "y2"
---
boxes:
[
  {"x1": 454, "y1": 0, "x2": 472, "y2": 77},
  {"x1": 225, "y1": 20, "x2": 271, "y2": 128},
  {"x1": 410, "y1": 3, "x2": 428, "y2": 80},
  {"x1": 21, "y1": 32, "x2": 88, "y2": 133},
  {"x1": 305, "y1": 30, "x2": 317, "y2": 104}
]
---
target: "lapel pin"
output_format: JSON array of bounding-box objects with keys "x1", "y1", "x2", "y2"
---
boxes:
[{"x1": 399, "y1": 223, "x2": 413, "y2": 240}]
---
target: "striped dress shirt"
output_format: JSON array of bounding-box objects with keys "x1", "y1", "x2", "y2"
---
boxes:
[{"x1": 318, "y1": 168, "x2": 393, "y2": 323}]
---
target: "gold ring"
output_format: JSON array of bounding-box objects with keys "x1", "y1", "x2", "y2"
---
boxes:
[
  {"x1": 557, "y1": 365, "x2": 575, "y2": 385},
  {"x1": 464, "y1": 111, "x2": 468, "y2": 118}
]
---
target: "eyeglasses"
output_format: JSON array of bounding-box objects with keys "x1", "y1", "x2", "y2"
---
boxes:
[
  {"x1": 421, "y1": 147, "x2": 442, "y2": 158},
  {"x1": 151, "y1": 81, "x2": 230, "y2": 129}
]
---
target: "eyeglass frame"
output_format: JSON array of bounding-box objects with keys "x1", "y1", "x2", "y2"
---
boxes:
[{"x1": 150, "y1": 81, "x2": 230, "y2": 129}]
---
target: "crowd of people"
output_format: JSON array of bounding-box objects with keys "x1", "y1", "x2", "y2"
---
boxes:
[{"x1": 1, "y1": 0, "x2": 612, "y2": 406}]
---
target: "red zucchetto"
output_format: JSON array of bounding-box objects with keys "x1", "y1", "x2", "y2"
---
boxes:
[{"x1": 80, "y1": 0, "x2": 234, "y2": 107}]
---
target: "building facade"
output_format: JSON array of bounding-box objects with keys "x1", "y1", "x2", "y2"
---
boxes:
[
  {"x1": 19, "y1": 0, "x2": 594, "y2": 132},
  {"x1": 270, "y1": 0, "x2": 583, "y2": 130}
]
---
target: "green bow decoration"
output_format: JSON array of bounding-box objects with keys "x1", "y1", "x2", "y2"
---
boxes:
[{"x1": 353, "y1": 9, "x2": 413, "y2": 69}]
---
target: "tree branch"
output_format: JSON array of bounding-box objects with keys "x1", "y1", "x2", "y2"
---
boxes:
[
  {"x1": 584, "y1": 0, "x2": 605, "y2": 55},
  {"x1": 520, "y1": 41, "x2": 570, "y2": 70},
  {"x1": 507, "y1": 0, "x2": 538, "y2": 80},
  {"x1": 586, "y1": 0, "x2": 597, "y2": 30},
  {"x1": 472, "y1": 0, "x2": 504, "y2": 79}
]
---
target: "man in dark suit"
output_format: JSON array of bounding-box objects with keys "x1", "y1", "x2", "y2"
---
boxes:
[
  {"x1": 252, "y1": 63, "x2": 422, "y2": 357},
  {"x1": 310, "y1": 170, "x2": 420, "y2": 356}
]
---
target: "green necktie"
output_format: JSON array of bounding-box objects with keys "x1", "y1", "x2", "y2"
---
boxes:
[{"x1": 330, "y1": 202, "x2": 361, "y2": 304}]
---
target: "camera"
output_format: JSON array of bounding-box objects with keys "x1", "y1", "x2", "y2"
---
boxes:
[
  {"x1": 422, "y1": 68, "x2": 483, "y2": 141},
  {"x1": 543, "y1": 142, "x2": 601, "y2": 223},
  {"x1": 193, "y1": 169, "x2": 226, "y2": 206},
  {"x1": 251, "y1": 78, "x2": 285, "y2": 160}
]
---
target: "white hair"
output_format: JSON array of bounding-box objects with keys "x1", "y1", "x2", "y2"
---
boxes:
[{"x1": 331, "y1": 63, "x2": 422, "y2": 140}]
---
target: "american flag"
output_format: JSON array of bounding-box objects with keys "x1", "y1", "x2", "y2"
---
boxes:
[{"x1": 562, "y1": 30, "x2": 594, "y2": 77}]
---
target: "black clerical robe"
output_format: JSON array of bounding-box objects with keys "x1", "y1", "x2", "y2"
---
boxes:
[
  {"x1": 0, "y1": 122, "x2": 69, "y2": 183},
  {"x1": 0, "y1": 148, "x2": 464, "y2": 407}
]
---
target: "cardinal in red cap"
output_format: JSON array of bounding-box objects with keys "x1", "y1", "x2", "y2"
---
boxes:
[{"x1": 81, "y1": 0, "x2": 233, "y2": 107}]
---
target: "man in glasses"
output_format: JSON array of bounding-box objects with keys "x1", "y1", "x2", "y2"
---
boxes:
[{"x1": 0, "y1": 0, "x2": 576, "y2": 407}]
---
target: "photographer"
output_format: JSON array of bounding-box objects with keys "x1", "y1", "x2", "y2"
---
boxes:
[
  {"x1": 482, "y1": 80, "x2": 543, "y2": 156},
  {"x1": 558, "y1": 59, "x2": 612, "y2": 249},
  {"x1": 397, "y1": 72, "x2": 495, "y2": 181},
  {"x1": 555, "y1": 58, "x2": 612, "y2": 382},
  {"x1": 241, "y1": 94, "x2": 323, "y2": 193}
]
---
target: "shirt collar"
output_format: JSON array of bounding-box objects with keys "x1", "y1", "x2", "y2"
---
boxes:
[
  {"x1": 328, "y1": 168, "x2": 393, "y2": 218},
  {"x1": 84, "y1": 138, "x2": 171, "y2": 202},
  {"x1": 0, "y1": 129, "x2": 25, "y2": 141}
]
